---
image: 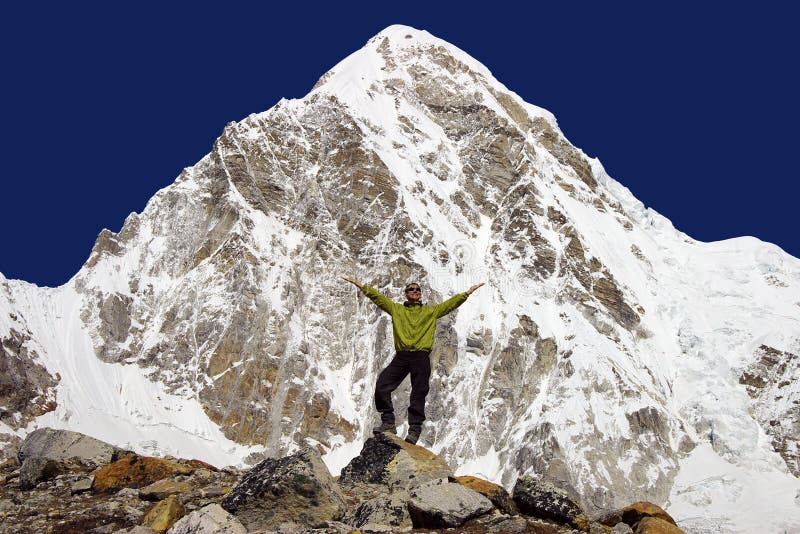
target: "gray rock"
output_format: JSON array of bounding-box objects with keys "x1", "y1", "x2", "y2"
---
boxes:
[
  {"x1": 115, "y1": 527, "x2": 158, "y2": 534},
  {"x1": 220, "y1": 446, "x2": 345, "y2": 531},
  {"x1": 71, "y1": 474, "x2": 95, "y2": 494},
  {"x1": 512, "y1": 476, "x2": 585, "y2": 528},
  {"x1": 116, "y1": 487, "x2": 140, "y2": 498},
  {"x1": 360, "y1": 523, "x2": 397, "y2": 533},
  {"x1": 338, "y1": 432, "x2": 452, "y2": 493},
  {"x1": 468, "y1": 511, "x2": 529, "y2": 533},
  {"x1": 342, "y1": 492, "x2": 411, "y2": 528},
  {"x1": 167, "y1": 503, "x2": 246, "y2": 534},
  {"x1": 406, "y1": 477, "x2": 494, "y2": 528},
  {"x1": 19, "y1": 427, "x2": 123, "y2": 469},
  {"x1": 19, "y1": 456, "x2": 63, "y2": 490},
  {"x1": 274, "y1": 522, "x2": 303, "y2": 533},
  {"x1": 611, "y1": 522, "x2": 634, "y2": 533}
]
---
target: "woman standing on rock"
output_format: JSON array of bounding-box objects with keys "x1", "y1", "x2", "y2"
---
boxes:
[{"x1": 342, "y1": 277, "x2": 484, "y2": 444}]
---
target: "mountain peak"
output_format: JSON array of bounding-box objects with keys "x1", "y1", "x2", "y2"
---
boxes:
[{"x1": 311, "y1": 24, "x2": 502, "y2": 109}]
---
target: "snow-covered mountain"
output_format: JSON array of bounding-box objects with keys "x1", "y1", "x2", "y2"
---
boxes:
[{"x1": 2, "y1": 25, "x2": 799, "y2": 533}]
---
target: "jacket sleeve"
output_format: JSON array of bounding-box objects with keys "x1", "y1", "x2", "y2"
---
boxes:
[
  {"x1": 432, "y1": 292, "x2": 469, "y2": 318},
  {"x1": 361, "y1": 285, "x2": 396, "y2": 315}
]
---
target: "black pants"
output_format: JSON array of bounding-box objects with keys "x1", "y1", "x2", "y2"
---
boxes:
[{"x1": 375, "y1": 350, "x2": 431, "y2": 428}]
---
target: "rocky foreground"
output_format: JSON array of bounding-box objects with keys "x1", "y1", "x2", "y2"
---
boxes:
[{"x1": 0, "y1": 428, "x2": 685, "y2": 533}]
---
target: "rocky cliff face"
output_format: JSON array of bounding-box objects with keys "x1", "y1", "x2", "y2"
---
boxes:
[
  {"x1": 1, "y1": 25, "x2": 799, "y2": 533},
  {"x1": 740, "y1": 344, "x2": 800, "y2": 476}
]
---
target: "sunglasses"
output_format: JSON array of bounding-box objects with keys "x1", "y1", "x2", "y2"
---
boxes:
[{"x1": 405, "y1": 287, "x2": 421, "y2": 292}]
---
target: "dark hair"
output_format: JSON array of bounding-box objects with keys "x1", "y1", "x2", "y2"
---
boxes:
[{"x1": 405, "y1": 283, "x2": 421, "y2": 291}]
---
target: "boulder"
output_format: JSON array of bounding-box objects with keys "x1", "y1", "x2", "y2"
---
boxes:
[
  {"x1": 622, "y1": 502, "x2": 677, "y2": 527},
  {"x1": 597, "y1": 502, "x2": 678, "y2": 530},
  {"x1": 70, "y1": 474, "x2": 94, "y2": 494},
  {"x1": 167, "y1": 503, "x2": 247, "y2": 534},
  {"x1": 139, "y1": 479, "x2": 195, "y2": 501},
  {"x1": 93, "y1": 453, "x2": 193, "y2": 493},
  {"x1": 466, "y1": 511, "x2": 529, "y2": 533},
  {"x1": 406, "y1": 477, "x2": 494, "y2": 528},
  {"x1": 142, "y1": 495, "x2": 186, "y2": 533},
  {"x1": 342, "y1": 491, "x2": 412, "y2": 528},
  {"x1": 512, "y1": 475, "x2": 587, "y2": 528},
  {"x1": 220, "y1": 446, "x2": 345, "y2": 531},
  {"x1": 612, "y1": 523, "x2": 635, "y2": 533},
  {"x1": 19, "y1": 456, "x2": 63, "y2": 489},
  {"x1": 338, "y1": 432, "x2": 452, "y2": 493},
  {"x1": 455, "y1": 475, "x2": 517, "y2": 514},
  {"x1": 19, "y1": 427, "x2": 123, "y2": 468},
  {"x1": 181, "y1": 484, "x2": 233, "y2": 502},
  {"x1": 635, "y1": 516, "x2": 686, "y2": 534}
]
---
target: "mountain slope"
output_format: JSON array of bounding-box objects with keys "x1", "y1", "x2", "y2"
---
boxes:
[{"x1": 2, "y1": 25, "x2": 799, "y2": 533}]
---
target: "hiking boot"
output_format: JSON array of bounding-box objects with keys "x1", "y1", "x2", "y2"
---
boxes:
[
  {"x1": 373, "y1": 421, "x2": 396, "y2": 434},
  {"x1": 405, "y1": 426, "x2": 421, "y2": 445}
]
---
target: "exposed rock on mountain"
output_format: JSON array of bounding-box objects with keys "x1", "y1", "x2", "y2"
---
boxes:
[
  {"x1": 1, "y1": 24, "x2": 799, "y2": 533},
  {"x1": 0, "y1": 326, "x2": 58, "y2": 429},
  {"x1": 739, "y1": 344, "x2": 800, "y2": 476}
]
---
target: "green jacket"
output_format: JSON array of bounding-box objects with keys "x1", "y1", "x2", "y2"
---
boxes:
[{"x1": 361, "y1": 285, "x2": 469, "y2": 352}]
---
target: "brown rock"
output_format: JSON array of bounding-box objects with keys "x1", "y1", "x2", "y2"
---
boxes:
[
  {"x1": 186, "y1": 459, "x2": 219, "y2": 472},
  {"x1": 139, "y1": 478, "x2": 194, "y2": 501},
  {"x1": 623, "y1": 502, "x2": 676, "y2": 526},
  {"x1": 142, "y1": 494, "x2": 186, "y2": 532},
  {"x1": 592, "y1": 277, "x2": 640, "y2": 330},
  {"x1": 598, "y1": 502, "x2": 677, "y2": 530},
  {"x1": 92, "y1": 453, "x2": 192, "y2": 493},
  {"x1": 455, "y1": 475, "x2": 517, "y2": 515},
  {"x1": 634, "y1": 516, "x2": 685, "y2": 534}
]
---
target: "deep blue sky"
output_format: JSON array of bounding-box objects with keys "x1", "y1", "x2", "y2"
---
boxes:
[{"x1": 2, "y1": 3, "x2": 797, "y2": 287}]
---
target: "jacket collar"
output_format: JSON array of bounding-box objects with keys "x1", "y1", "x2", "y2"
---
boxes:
[{"x1": 403, "y1": 300, "x2": 423, "y2": 307}]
